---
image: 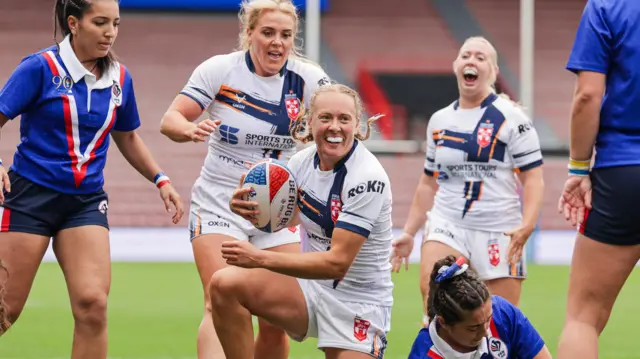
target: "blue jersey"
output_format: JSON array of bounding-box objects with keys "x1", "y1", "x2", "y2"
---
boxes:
[
  {"x1": 408, "y1": 296, "x2": 544, "y2": 359},
  {"x1": 0, "y1": 35, "x2": 141, "y2": 194},
  {"x1": 566, "y1": 0, "x2": 640, "y2": 168}
]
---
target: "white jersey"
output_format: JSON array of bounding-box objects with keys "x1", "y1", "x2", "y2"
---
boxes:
[
  {"x1": 181, "y1": 51, "x2": 330, "y2": 190},
  {"x1": 424, "y1": 94, "x2": 543, "y2": 232},
  {"x1": 288, "y1": 142, "x2": 394, "y2": 306}
]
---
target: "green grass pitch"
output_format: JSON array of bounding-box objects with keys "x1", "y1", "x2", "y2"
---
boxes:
[{"x1": 0, "y1": 263, "x2": 638, "y2": 358}]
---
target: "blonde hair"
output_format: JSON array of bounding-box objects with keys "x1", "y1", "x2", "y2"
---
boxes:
[
  {"x1": 290, "y1": 84, "x2": 384, "y2": 143},
  {"x1": 457, "y1": 36, "x2": 518, "y2": 104},
  {"x1": 237, "y1": 0, "x2": 307, "y2": 61}
]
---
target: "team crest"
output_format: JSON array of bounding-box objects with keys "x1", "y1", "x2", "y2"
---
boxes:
[
  {"x1": 477, "y1": 121, "x2": 494, "y2": 148},
  {"x1": 488, "y1": 337, "x2": 508, "y2": 358},
  {"x1": 353, "y1": 315, "x2": 370, "y2": 342},
  {"x1": 111, "y1": 81, "x2": 122, "y2": 106},
  {"x1": 330, "y1": 194, "x2": 342, "y2": 224},
  {"x1": 284, "y1": 91, "x2": 301, "y2": 122},
  {"x1": 488, "y1": 238, "x2": 500, "y2": 267}
]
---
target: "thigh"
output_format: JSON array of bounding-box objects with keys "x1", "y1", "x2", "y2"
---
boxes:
[
  {"x1": 52, "y1": 226, "x2": 111, "y2": 305},
  {"x1": 316, "y1": 298, "x2": 390, "y2": 359},
  {"x1": 485, "y1": 278, "x2": 523, "y2": 306},
  {"x1": 58, "y1": 190, "x2": 109, "y2": 232},
  {"x1": 566, "y1": 232, "x2": 640, "y2": 332},
  {"x1": 582, "y1": 166, "x2": 640, "y2": 245},
  {"x1": 468, "y1": 231, "x2": 526, "y2": 281},
  {"x1": 212, "y1": 266, "x2": 309, "y2": 338},
  {"x1": 0, "y1": 231, "x2": 50, "y2": 317}
]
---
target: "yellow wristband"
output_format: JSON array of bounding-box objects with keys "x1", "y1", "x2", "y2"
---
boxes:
[{"x1": 569, "y1": 158, "x2": 590, "y2": 169}]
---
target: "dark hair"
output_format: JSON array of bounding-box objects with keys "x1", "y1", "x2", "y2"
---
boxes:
[
  {"x1": 0, "y1": 260, "x2": 9, "y2": 334},
  {"x1": 53, "y1": 0, "x2": 118, "y2": 76},
  {"x1": 427, "y1": 255, "x2": 491, "y2": 325}
]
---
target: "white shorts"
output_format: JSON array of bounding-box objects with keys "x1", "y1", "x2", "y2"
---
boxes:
[
  {"x1": 189, "y1": 176, "x2": 300, "y2": 250},
  {"x1": 291, "y1": 279, "x2": 391, "y2": 358},
  {"x1": 423, "y1": 212, "x2": 526, "y2": 281}
]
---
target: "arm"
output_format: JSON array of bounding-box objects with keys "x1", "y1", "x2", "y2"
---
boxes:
[
  {"x1": 160, "y1": 56, "x2": 225, "y2": 143},
  {"x1": 403, "y1": 174, "x2": 438, "y2": 237},
  {"x1": 111, "y1": 130, "x2": 163, "y2": 182},
  {"x1": 516, "y1": 166, "x2": 544, "y2": 232},
  {"x1": 260, "y1": 228, "x2": 365, "y2": 279},
  {"x1": 565, "y1": 0, "x2": 610, "y2": 163},
  {"x1": 568, "y1": 72, "x2": 605, "y2": 161},
  {"x1": 159, "y1": 95, "x2": 208, "y2": 143}
]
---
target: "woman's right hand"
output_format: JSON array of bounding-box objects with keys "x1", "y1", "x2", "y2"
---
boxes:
[
  {"x1": 229, "y1": 174, "x2": 261, "y2": 224},
  {"x1": 0, "y1": 166, "x2": 10, "y2": 205},
  {"x1": 186, "y1": 119, "x2": 221, "y2": 143}
]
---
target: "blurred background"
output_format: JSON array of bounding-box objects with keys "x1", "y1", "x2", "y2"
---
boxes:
[{"x1": 1, "y1": 1, "x2": 638, "y2": 359}]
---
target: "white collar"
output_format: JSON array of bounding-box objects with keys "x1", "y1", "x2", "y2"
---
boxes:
[
  {"x1": 428, "y1": 318, "x2": 489, "y2": 359},
  {"x1": 58, "y1": 34, "x2": 120, "y2": 89}
]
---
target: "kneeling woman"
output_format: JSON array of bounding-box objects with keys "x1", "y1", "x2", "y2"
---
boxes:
[
  {"x1": 409, "y1": 255, "x2": 552, "y2": 359},
  {"x1": 211, "y1": 84, "x2": 393, "y2": 359}
]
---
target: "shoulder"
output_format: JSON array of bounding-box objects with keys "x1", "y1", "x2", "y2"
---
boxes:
[
  {"x1": 492, "y1": 96, "x2": 532, "y2": 129},
  {"x1": 344, "y1": 144, "x2": 390, "y2": 192},
  {"x1": 428, "y1": 102, "x2": 456, "y2": 128},
  {"x1": 20, "y1": 47, "x2": 54, "y2": 70},
  {"x1": 194, "y1": 51, "x2": 243, "y2": 77},
  {"x1": 287, "y1": 58, "x2": 330, "y2": 85},
  {"x1": 287, "y1": 144, "x2": 317, "y2": 174},
  {"x1": 490, "y1": 295, "x2": 523, "y2": 329}
]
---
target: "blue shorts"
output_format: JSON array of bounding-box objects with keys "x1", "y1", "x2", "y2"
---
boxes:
[
  {"x1": 580, "y1": 166, "x2": 640, "y2": 246},
  {"x1": 0, "y1": 170, "x2": 109, "y2": 237}
]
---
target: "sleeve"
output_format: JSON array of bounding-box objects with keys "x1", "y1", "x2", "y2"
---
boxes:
[
  {"x1": 302, "y1": 64, "x2": 331, "y2": 107},
  {"x1": 179, "y1": 55, "x2": 227, "y2": 111},
  {"x1": 113, "y1": 67, "x2": 141, "y2": 132},
  {"x1": 495, "y1": 296, "x2": 545, "y2": 359},
  {"x1": 0, "y1": 54, "x2": 43, "y2": 120},
  {"x1": 507, "y1": 109, "x2": 543, "y2": 172},
  {"x1": 408, "y1": 328, "x2": 432, "y2": 359},
  {"x1": 566, "y1": 0, "x2": 612, "y2": 74},
  {"x1": 424, "y1": 117, "x2": 437, "y2": 176},
  {"x1": 335, "y1": 169, "x2": 390, "y2": 238}
]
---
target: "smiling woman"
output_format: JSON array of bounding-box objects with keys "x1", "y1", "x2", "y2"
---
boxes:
[
  {"x1": 158, "y1": 1, "x2": 332, "y2": 358},
  {"x1": 0, "y1": 0, "x2": 184, "y2": 357},
  {"x1": 216, "y1": 84, "x2": 393, "y2": 359}
]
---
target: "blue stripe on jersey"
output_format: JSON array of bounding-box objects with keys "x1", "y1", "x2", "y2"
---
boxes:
[
  {"x1": 215, "y1": 53, "x2": 306, "y2": 136},
  {"x1": 462, "y1": 181, "x2": 483, "y2": 218},
  {"x1": 297, "y1": 168, "x2": 348, "y2": 238},
  {"x1": 297, "y1": 141, "x2": 359, "y2": 238}
]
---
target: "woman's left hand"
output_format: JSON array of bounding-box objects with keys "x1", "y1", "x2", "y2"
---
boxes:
[
  {"x1": 221, "y1": 240, "x2": 265, "y2": 268},
  {"x1": 159, "y1": 183, "x2": 184, "y2": 224},
  {"x1": 504, "y1": 224, "x2": 534, "y2": 266}
]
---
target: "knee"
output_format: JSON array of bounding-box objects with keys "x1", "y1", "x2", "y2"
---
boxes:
[
  {"x1": 566, "y1": 296, "x2": 611, "y2": 334},
  {"x1": 208, "y1": 269, "x2": 241, "y2": 309},
  {"x1": 257, "y1": 319, "x2": 287, "y2": 344},
  {"x1": 71, "y1": 292, "x2": 108, "y2": 331}
]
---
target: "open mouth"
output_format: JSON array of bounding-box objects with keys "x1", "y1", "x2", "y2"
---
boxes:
[
  {"x1": 326, "y1": 136, "x2": 344, "y2": 144},
  {"x1": 463, "y1": 67, "x2": 478, "y2": 85},
  {"x1": 268, "y1": 51, "x2": 283, "y2": 61}
]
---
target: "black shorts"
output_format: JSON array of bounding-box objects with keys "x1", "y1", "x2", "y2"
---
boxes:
[
  {"x1": 579, "y1": 166, "x2": 640, "y2": 246},
  {"x1": 0, "y1": 170, "x2": 109, "y2": 237}
]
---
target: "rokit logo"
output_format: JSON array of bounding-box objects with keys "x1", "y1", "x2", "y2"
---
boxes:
[{"x1": 347, "y1": 180, "x2": 386, "y2": 199}]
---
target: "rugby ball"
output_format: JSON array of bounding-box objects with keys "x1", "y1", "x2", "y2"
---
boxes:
[{"x1": 241, "y1": 159, "x2": 298, "y2": 233}]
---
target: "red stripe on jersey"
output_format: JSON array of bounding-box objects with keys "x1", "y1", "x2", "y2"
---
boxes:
[
  {"x1": 0, "y1": 207, "x2": 11, "y2": 232},
  {"x1": 427, "y1": 348, "x2": 443, "y2": 359},
  {"x1": 42, "y1": 52, "x2": 60, "y2": 76},
  {"x1": 61, "y1": 94, "x2": 84, "y2": 187},
  {"x1": 489, "y1": 317, "x2": 500, "y2": 339}
]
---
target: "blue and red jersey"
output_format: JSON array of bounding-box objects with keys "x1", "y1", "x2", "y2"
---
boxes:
[{"x1": 0, "y1": 35, "x2": 140, "y2": 194}]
